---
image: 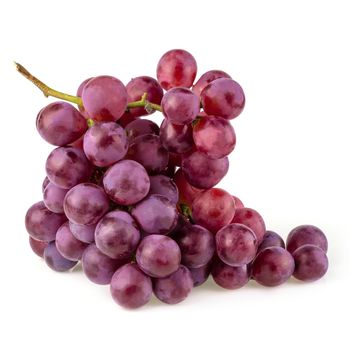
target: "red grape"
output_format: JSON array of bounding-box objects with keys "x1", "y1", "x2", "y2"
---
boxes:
[
  {"x1": 149, "y1": 175, "x2": 179, "y2": 204},
  {"x1": 29, "y1": 237, "x2": 48, "y2": 258},
  {"x1": 125, "y1": 119, "x2": 160, "y2": 142},
  {"x1": 77, "y1": 77, "x2": 93, "y2": 119},
  {"x1": 173, "y1": 169, "x2": 203, "y2": 206},
  {"x1": 258, "y1": 230, "x2": 285, "y2": 253},
  {"x1": 44, "y1": 242, "x2": 78, "y2": 272},
  {"x1": 232, "y1": 195, "x2": 244, "y2": 209},
  {"x1": 192, "y1": 70, "x2": 231, "y2": 97},
  {"x1": 43, "y1": 183, "x2": 69, "y2": 214}
]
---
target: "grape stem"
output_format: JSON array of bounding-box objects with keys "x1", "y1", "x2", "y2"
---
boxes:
[{"x1": 14, "y1": 62, "x2": 162, "y2": 112}]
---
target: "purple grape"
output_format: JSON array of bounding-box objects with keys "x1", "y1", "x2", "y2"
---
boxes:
[
  {"x1": 42, "y1": 176, "x2": 50, "y2": 193},
  {"x1": 103, "y1": 160, "x2": 150, "y2": 205},
  {"x1": 174, "y1": 224, "x2": 215, "y2": 268},
  {"x1": 82, "y1": 244, "x2": 125, "y2": 285},
  {"x1": 216, "y1": 223, "x2": 257, "y2": 266},
  {"x1": 189, "y1": 263, "x2": 212, "y2": 287},
  {"x1": 69, "y1": 222, "x2": 96, "y2": 244},
  {"x1": 136, "y1": 235, "x2": 181, "y2": 278},
  {"x1": 153, "y1": 265, "x2": 193, "y2": 304},
  {"x1": 55, "y1": 222, "x2": 88, "y2": 261},
  {"x1": 46, "y1": 147, "x2": 92, "y2": 189},
  {"x1": 157, "y1": 49, "x2": 197, "y2": 90},
  {"x1": 25, "y1": 201, "x2": 66, "y2": 242},
  {"x1": 95, "y1": 210, "x2": 140, "y2": 259},
  {"x1": 149, "y1": 175, "x2": 179, "y2": 204},
  {"x1": 127, "y1": 134, "x2": 169, "y2": 174},
  {"x1": 132, "y1": 195, "x2": 178, "y2": 235},
  {"x1": 182, "y1": 151, "x2": 229, "y2": 189},
  {"x1": 252, "y1": 247, "x2": 295, "y2": 287},
  {"x1": 125, "y1": 119, "x2": 160, "y2": 142},
  {"x1": 82, "y1": 75, "x2": 128, "y2": 122},
  {"x1": 44, "y1": 242, "x2": 78, "y2": 272},
  {"x1": 159, "y1": 119, "x2": 194, "y2": 154},
  {"x1": 211, "y1": 259, "x2": 250, "y2": 290},
  {"x1": 36, "y1": 102, "x2": 87, "y2": 146},
  {"x1": 286, "y1": 225, "x2": 328, "y2": 254},
  {"x1": 161, "y1": 87, "x2": 200, "y2": 125},
  {"x1": 77, "y1": 77, "x2": 93, "y2": 119},
  {"x1": 192, "y1": 70, "x2": 231, "y2": 97},
  {"x1": 29, "y1": 236, "x2": 48, "y2": 258},
  {"x1": 64, "y1": 183, "x2": 109, "y2": 225},
  {"x1": 83, "y1": 122, "x2": 128, "y2": 167},
  {"x1": 43, "y1": 183, "x2": 69, "y2": 213},
  {"x1": 110, "y1": 263, "x2": 152, "y2": 309},
  {"x1": 258, "y1": 230, "x2": 285, "y2": 253},
  {"x1": 292, "y1": 245, "x2": 328, "y2": 282}
]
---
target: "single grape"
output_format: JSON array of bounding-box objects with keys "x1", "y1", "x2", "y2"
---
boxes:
[
  {"x1": 189, "y1": 263, "x2": 212, "y2": 287},
  {"x1": 25, "y1": 201, "x2": 66, "y2": 242},
  {"x1": 64, "y1": 183, "x2": 109, "y2": 225},
  {"x1": 103, "y1": 160, "x2": 150, "y2": 205},
  {"x1": 95, "y1": 210, "x2": 140, "y2": 259},
  {"x1": 156, "y1": 49, "x2": 197, "y2": 90},
  {"x1": 149, "y1": 175, "x2": 179, "y2": 204},
  {"x1": 46, "y1": 147, "x2": 92, "y2": 189},
  {"x1": 286, "y1": 225, "x2": 328, "y2": 254},
  {"x1": 55, "y1": 222, "x2": 88, "y2": 261},
  {"x1": 232, "y1": 195, "x2": 244, "y2": 209},
  {"x1": 292, "y1": 245, "x2": 328, "y2": 282},
  {"x1": 192, "y1": 188, "x2": 235, "y2": 233},
  {"x1": 82, "y1": 244, "x2": 126, "y2": 285},
  {"x1": 192, "y1": 70, "x2": 231, "y2": 97},
  {"x1": 252, "y1": 247, "x2": 295, "y2": 287},
  {"x1": 161, "y1": 87, "x2": 200, "y2": 125},
  {"x1": 159, "y1": 119, "x2": 194, "y2": 154},
  {"x1": 42, "y1": 176, "x2": 50, "y2": 193},
  {"x1": 126, "y1": 76, "x2": 163, "y2": 117},
  {"x1": 201, "y1": 78, "x2": 245, "y2": 119},
  {"x1": 36, "y1": 102, "x2": 87, "y2": 146},
  {"x1": 131, "y1": 195, "x2": 178, "y2": 235},
  {"x1": 43, "y1": 183, "x2": 69, "y2": 213},
  {"x1": 136, "y1": 235, "x2": 181, "y2": 278},
  {"x1": 77, "y1": 77, "x2": 93, "y2": 118},
  {"x1": 173, "y1": 169, "x2": 203, "y2": 206},
  {"x1": 216, "y1": 223, "x2": 257, "y2": 266},
  {"x1": 118, "y1": 111, "x2": 137, "y2": 127},
  {"x1": 174, "y1": 224, "x2": 215, "y2": 268},
  {"x1": 44, "y1": 242, "x2": 77, "y2": 272},
  {"x1": 182, "y1": 151, "x2": 229, "y2": 189},
  {"x1": 258, "y1": 230, "x2": 285, "y2": 253},
  {"x1": 231, "y1": 208, "x2": 266, "y2": 244},
  {"x1": 82, "y1": 75, "x2": 128, "y2": 122},
  {"x1": 69, "y1": 222, "x2": 96, "y2": 244},
  {"x1": 69, "y1": 134, "x2": 84, "y2": 149},
  {"x1": 193, "y1": 116, "x2": 236, "y2": 159},
  {"x1": 125, "y1": 119, "x2": 160, "y2": 142},
  {"x1": 211, "y1": 259, "x2": 250, "y2": 290},
  {"x1": 29, "y1": 236, "x2": 48, "y2": 258},
  {"x1": 153, "y1": 265, "x2": 193, "y2": 304},
  {"x1": 110, "y1": 263, "x2": 152, "y2": 309},
  {"x1": 127, "y1": 134, "x2": 169, "y2": 174},
  {"x1": 83, "y1": 122, "x2": 128, "y2": 167}
]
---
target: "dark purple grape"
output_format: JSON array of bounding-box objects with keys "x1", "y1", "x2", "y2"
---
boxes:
[
  {"x1": 44, "y1": 242, "x2": 77, "y2": 272},
  {"x1": 95, "y1": 210, "x2": 140, "y2": 259},
  {"x1": 258, "y1": 230, "x2": 285, "y2": 253},
  {"x1": 127, "y1": 134, "x2": 169, "y2": 174},
  {"x1": 159, "y1": 119, "x2": 194, "y2": 154},
  {"x1": 189, "y1": 263, "x2": 212, "y2": 287},
  {"x1": 42, "y1": 176, "x2": 50, "y2": 193},
  {"x1": 103, "y1": 160, "x2": 150, "y2": 205},
  {"x1": 286, "y1": 225, "x2": 328, "y2": 254},
  {"x1": 64, "y1": 183, "x2": 109, "y2": 225},
  {"x1": 192, "y1": 70, "x2": 231, "y2": 97},
  {"x1": 83, "y1": 122, "x2": 128, "y2": 167},
  {"x1": 156, "y1": 49, "x2": 197, "y2": 90},
  {"x1": 43, "y1": 183, "x2": 69, "y2": 213},
  {"x1": 36, "y1": 102, "x2": 87, "y2": 146},
  {"x1": 292, "y1": 245, "x2": 328, "y2": 282},
  {"x1": 55, "y1": 222, "x2": 88, "y2": 261},
  {"x1": 46, "y1": 147, "x2": 92, "y2": 189},
  {"x1": 182, "y1": 151, "x2": 229, "y2": 189},
  {"x1": 82, "y1": 244, "x2": 125, "y2": 285},
  {"x1": 29, "y1": 236, "x2": 48, "y2": 258},
  {"x1": 82, "y1": 75, "x2": 128, "y2": 122},
  {"x1": 252, "y1": 247, "x2": 295, "y2": 287},
  {"x1": 125, "y1": 119, "x2": 160, "y2": 142},
  {"x1": 110, "y1": 263, "x2": 152, "y2": 309},
  {"x1": 132, "y1": 195, "x2": 178, "y2": 235},
  {"x1": 77, "y1": 77, "x2": 93, "y2": 119},
  {"x1": 69, "y1": 222, "x2": 96, "y2": 243},
  {"x1": 149, "y1": 175, "x2": 179, "y2": 204},
  {"x1": 136, "y1": 235, "x2": 181, "y2": 278},
  {"x1": 25, "y1": 201, "x2": 66, "y2": 242},
  {"x1": 118, "y1": 111, "x2": 137, "y2": 127},
  {"x1": 153, "y1": 265, "x2": 193, "y2": 304},
  {"x1": 232, "y1": 195, "x2": 244, "y2": 209},
  {"x1": 201, "y1": 78, "x2": 245, "y2": 119},
  {"x1": 161, "y1": 87, "x2": 200, "y2": 125}
]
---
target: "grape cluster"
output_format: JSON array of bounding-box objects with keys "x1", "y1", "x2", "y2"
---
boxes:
[{"x1": 23, "y1": 49, "x2": 329, "y2": 309}]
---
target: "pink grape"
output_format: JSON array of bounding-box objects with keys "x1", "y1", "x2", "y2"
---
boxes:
[
  {"x1": 189, "y1": 263, "x2": 212, "y2": 287},
  {"x1": 192, "y1": 70, "x2": 231, "y2": 97},
  {"x1": 125, "y1": 119, "x2": 160, "y2": 142},
  {"x1": 29, "y1": 237, "x2": 48, "y2": 258},
  {"x1": 69, "y1": 222, "x2": 96, "y2": 243},
  {"x1": 232, "y1": 195, "x2": 244, "y2": 209},
  {"x1": 258, "y1": 230, "x2": 285, "y2": 253},
  {"x1": 43, "y1": 183, "x2": 69, "y2": 213},
  {"x1": 118, "y1": 111, "x2": 137, "y2": 127},
  {"x1": 42, "y1": 176, "x2": 50, "y2": 193},
  {"x1": 148, "y1": 175, "x2": 179, "y2": 204},
  {"x1": 77, "y1": 77, "x2": 93, "y2": 118},
  {"x1": 44, "y1": 242, "x2": 78, "y2": 272}
]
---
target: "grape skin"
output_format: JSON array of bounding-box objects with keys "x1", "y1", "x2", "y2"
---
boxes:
[
  {"x1": 44, "y1": 242, "x2": 78, "y2": 272},
  {"x1": 69, "y1": 222, "x2": 96, "y2": 244},
  {"x1": 77, "y1": 77, "x2": 93, "y2": 119},
  {"x1": 232, "y1": 195, "x2": 244, "y2": 209},
  {"x1": 258, "y1": 230, "x2": 285, "y2": 253},
  {"x1": 125, "y1": 119, "x2": 160, "y2": 142},
  {"x1": 43, "y1": 183, "x2": 69, "y2": 213},
  {"x1": 29, "y1": 237, "x2": 48, "y2": 258},
  {"x1": 148, "y1": 175, "x2": 179, "y2": 204},
  {"x1": 192, "y1": 70, "x2": 231, "y2": 97},
  {"x1": 189, "y1": 263, "x2": 212, "y2": 287}
]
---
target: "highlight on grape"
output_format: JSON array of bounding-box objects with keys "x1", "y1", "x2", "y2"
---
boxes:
[{"x1": 19, "y1": 49, "x2": 329, "y2": 309}]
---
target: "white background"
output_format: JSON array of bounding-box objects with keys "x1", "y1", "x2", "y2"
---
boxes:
[{"x1": 0, "y1": 1, "x2": 349, "y2": 349}]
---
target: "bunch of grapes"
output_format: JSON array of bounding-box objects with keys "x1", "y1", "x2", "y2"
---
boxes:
[{"x1": 22, "y1": 49, "x2": 329, "y2": 309}]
